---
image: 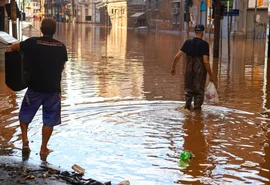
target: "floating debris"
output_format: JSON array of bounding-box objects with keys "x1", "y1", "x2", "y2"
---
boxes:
[
  {"x1": 25, "y1": 175, "x2": 35, "y2": 179},
  {"x1": 118, "y1": 180, "x2": 130, "y2": 185},
  {"x1": 72, "y1": 164, "x2": 85, "y2": 175},
  {"x1": 179, "y1": 151, "x2": 195, "y2": 168},
  {"x1": 59, "y1": 171, "x2": 111, "y2": 185},
  {"x1": 241, "y1": 161, "x2": 258, "y2": 168}
]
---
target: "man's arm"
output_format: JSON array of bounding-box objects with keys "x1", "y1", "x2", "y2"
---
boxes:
[
  {"x1": 203, "y1": 55, "x2": 213, "y2": 81},
  {"x1": 10, "y1": 42, "x2": 20, "y2": 51},
  {"x1": 171, "y1": 50, "x2": 184, "y2": 76},
  {"x1": 5, "y1": 42, "x2": 20, "y2": 52}
]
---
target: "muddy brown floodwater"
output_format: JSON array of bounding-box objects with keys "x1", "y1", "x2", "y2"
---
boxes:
[{"x1": 0, "y1": 23, "x2": 270, "y2": 185}]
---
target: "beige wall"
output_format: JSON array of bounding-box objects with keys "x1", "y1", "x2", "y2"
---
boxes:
[
  {"x1": 107, "y1": 1, "x2": 127, "y2": 27},
  {"x1": 76, "y1": 2, "x2": 95, "y2": 23}
]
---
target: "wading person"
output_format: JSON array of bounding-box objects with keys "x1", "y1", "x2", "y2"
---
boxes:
[
  {"x1": 9, "y1": 18, "x2": 68, "y2": 156},
  {"x1": 171, "y1": 24, "x2": 213, "y2": 110}
]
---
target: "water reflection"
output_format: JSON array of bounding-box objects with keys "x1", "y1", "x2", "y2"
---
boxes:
[
  {"x1": 0, "y1": 88, "x2": 20, "y2": 156},
  {"x1": 179, "y1": 112, "x2": 209, "y2": 185},
  {"x1": 1, "y1": 24, "x2": 270, "y2": 184}
]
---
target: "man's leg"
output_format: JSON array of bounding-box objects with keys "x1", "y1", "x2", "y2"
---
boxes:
[
  {"x1": 41, "y1": 92, "x2": 61, "y2": 155},
  {"x1": 184, "y1": 74, "x2": 194, "y2": 110},
  {"x1": 185, "y1": 91, "x2": 193, "y2": 110},
  {"x1": 193, "y1": 70, "x2": 207, "y2": 110},
  {"x1": 40, "y1": 125, "x2": 54, "y2": 155},
  {"x1": 20, "y1": 121, "x2": 30, "y2": 152},
  {"x1": 194, "y1": 82, "x2": 206, "y2": 110},
  {"x1": 19, "y1": 89, "x2": 42, "y2": 152},
  {"x1": 194, "y1": 93, "x2": 204, "y2": 110}
]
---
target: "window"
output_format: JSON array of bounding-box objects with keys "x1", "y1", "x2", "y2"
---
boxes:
[
  {"x1": 172, "y1": 14, "x2": 180, "y2": 25},
  {"x1": 154, "y1": 0, "x2": 158, "y2": 10},
  {"x1": 122, "y1": 8, "x2": 125, "y2": 14},
  {"x1": 172, "y1": 2, "x2": 180, "y2": 25},
  {"x1": 85, "y1": 16, "x2": 91, "y2": 21},
  {"x1": 85, "y1": 8, "x2": 88, "y2": 16},
  {"x1": 148, "y1": 0, "x2": 151, "y2": 10},
  {"x1": 111, "y1": 9, "x2": 114, "y2": 14}
]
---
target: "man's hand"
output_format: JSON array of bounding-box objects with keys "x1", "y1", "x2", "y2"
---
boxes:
[
  {"x1": 171, "y1": 68, "x2": 176, "y2": 76},
  {"x1": 209, "y1": 74, "x2": 214, "y2": 82},
  {"x1": 171, "y1": 50, "x2": 184, "y2": 76},
  {"x1": 5, "y1": 47, "x2": 12, "y2": 52}
]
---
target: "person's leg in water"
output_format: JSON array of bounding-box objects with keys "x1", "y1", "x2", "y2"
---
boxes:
[
  {"x1": 194, "y1": 92, "x2": 204, "y2": 110},
  {"x1": 184, "y1": 77, "x2": 194, "y2": 110},
  {"x1": 40, "y1": 92, "x2": 61, "y2": 156},
  {"x1": 185, "y1": 91, "x2": 193, "y2": 110},
  {"x1": 184, "y1": 61, "x2": 194, "y2": 110},
  {"x1": 20, "y1": 121, "x2": 31, "y2": 152},
  {"x1": 19, "y1": 89, "x2": 43, "y2": 153},
  {"x1": 40, "y1": 125, "x2": 54, "y2": 155},
  {"x1": 193, "y1": 61, "x2": 207, "y2": 110},
  {"x1": 193, "y1": 77, "x2": 207, "y2": 110}
]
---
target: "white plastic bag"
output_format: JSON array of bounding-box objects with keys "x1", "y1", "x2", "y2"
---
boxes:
[{"x1": 205, "y1": 82, "x2": 219, "y2": 104}]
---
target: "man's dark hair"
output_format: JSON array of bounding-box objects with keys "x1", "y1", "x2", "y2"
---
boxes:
[
  {"x1": 195, "y1": 31, "x2": 203, "y2": 34},
  {"x1": 41, "y1": 18, "x2": 56, "y2": 36}
]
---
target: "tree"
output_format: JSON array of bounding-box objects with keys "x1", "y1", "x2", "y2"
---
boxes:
[{"x1": 184, "y1": 0, "x2": 193, "y2": 39}]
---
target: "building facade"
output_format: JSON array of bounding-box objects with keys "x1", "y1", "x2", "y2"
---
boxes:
[
  {"x1": 145, "y1": 0, "x2": 208, "y2": 32},
  {"x1": 232, "y1": 0, "x2": 267, "y2": 39},
  {"x1": 101, "y1": 0, "x2": 146, "y2": 28},
  {"x1": 75, "y1": 0, "x2": 95, "y2": 23},
  {"x1": 44, "y1": 0, "x2": 99, "y2": 23}
]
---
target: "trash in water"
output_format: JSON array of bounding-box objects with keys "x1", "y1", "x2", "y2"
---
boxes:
[
  {"x1": 241, "y1": 161, "x2": 258, "y2": 168},
  {"x1": 59, "y1": 171, "x2": 112, "y2": 185},
  {"x1": 118, "y1": 180, "x2": 130, "y2": 185},
  {"x1": 25, "y1": 175, "x2": 35, "y2": 179},
  {"x1": 179, "y1": 151, "x2": 194, "y2": 160},
  {"x1": 179, "y1": 151, "x2": 194, "y2": 168},
  {"x1": 41, "y1": 163, "x2": 111, "y2": 184},
  {"x1": 72, "y1": 164, "x2": 85, "y2": 175}
]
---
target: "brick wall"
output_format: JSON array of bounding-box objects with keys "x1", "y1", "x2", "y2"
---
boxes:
[{"x1": 147, "y1": 0, "x2": 183, "y2": 31}]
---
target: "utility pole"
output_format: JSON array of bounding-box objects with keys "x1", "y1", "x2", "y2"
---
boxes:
[
  {"x1": 10, "y1": 0, "x2": 17, "y2": 39},
  {"x1": 227, "y1": 1, "x2": 230, "y2": 63},
  {"x1": 184, "y1": 0, "x2": 193, "y2": 40},
  {"x1": 253, "y1": 0, "x2": 258, "y2": 39},
  {"x1": 213, "y1": 0, "x2": 221, "y2": 58},
  {"x1": 208, "y1": 2, "x2": 212, "y2": 40},
  {"x1": 22, "y1": 0, "x2": 25, "y2": 14}
]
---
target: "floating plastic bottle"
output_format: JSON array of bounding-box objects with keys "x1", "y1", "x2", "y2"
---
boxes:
[
  {"x1": 179, "y1": 151, "x2": 194, "y2": 168},
  {"x1": 179, "y1": 151, "x2": 193, "y2": 160}
]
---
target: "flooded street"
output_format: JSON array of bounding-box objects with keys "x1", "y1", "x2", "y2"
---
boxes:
[{"x1": 1, "y1": 23, "x2": 270, "y2": 184}]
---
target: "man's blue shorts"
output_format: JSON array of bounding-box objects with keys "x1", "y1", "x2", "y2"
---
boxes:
[{"x1": 19, "y1": 88, "x2": 61, "y2": 127}]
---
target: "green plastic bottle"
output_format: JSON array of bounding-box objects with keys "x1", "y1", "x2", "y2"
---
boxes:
[
  {"x1": 179, "y1": 151, "x2": 194, "y2": 168},
  {"x1": 179, "y1": 151, "x2": 193, "y2": 160}
]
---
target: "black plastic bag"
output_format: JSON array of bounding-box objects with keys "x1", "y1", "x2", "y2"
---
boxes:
[{"x1": 5, "y1": 51, "x2": 31, "y2": 91}]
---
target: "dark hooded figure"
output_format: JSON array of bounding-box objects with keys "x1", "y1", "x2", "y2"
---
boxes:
[{"x1": 171, "y1": 24, "x2": 214, "y2": 111}]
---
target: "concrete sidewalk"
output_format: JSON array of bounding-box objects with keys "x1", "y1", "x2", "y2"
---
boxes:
[{"x1": 0, "y1": 156, "x2": 68, "y2": 185}]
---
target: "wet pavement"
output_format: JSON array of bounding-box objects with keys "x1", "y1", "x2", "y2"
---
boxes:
[{"x1": 0, "y1": 22, "x2": 270, "y2": 184}]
